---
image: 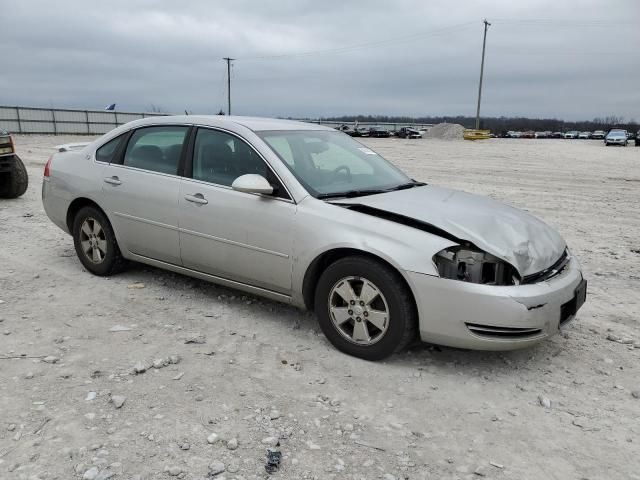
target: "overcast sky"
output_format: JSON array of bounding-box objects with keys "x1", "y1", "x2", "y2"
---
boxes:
[{"x1": 1, "y1": 0, "x2": 638, "y2": 120}]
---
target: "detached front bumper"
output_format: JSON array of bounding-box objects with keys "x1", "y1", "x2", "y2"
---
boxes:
[{"x1": 407, "y1": 255, "x2": 585, "y2": 350}]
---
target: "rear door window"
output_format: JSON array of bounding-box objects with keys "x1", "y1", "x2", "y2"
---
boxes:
[{"x1": 123, "y1": 126, "x2": 188, "y2": 175}]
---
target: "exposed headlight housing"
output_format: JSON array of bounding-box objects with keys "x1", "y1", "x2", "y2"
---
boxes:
[{"x1": 433, "y1": 247, "x2": 520, "y2": 286}]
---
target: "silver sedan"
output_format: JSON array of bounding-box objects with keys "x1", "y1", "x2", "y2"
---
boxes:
[{"x1": 42, "y1": 116, "x2": 586, "y2": 360}]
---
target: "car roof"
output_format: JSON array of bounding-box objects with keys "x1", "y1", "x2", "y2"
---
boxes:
[{"x1": 127, "y1": 115, "x2": 333, "y2": 132}]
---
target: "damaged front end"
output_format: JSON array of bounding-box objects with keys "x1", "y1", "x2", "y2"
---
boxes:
[{"x1": 433, "y1": 246, "x2": 521, "y2": 286}]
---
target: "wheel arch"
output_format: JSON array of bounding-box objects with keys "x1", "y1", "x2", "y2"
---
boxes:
[
  {"x1": 302, "y1": 247, "x2": 417, "y2": 313},
  {"x1": 66, "y1": 197, "x2": 109, "y2": 233}
]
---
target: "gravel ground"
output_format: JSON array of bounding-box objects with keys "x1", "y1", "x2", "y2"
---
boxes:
[{"x1": 1, "y1": 134, "x2": 639, "y2": 480}]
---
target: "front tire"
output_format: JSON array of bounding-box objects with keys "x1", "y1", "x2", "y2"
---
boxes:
[
  {"x1": 314, "y1": 256, "x2": 417, "y2": 360},
  {"x1": 0, "y1": 155, "x2": 28, "y2": 199},
  {"x1": 72, "y1": 206, "x2": 125, "y2": 276}
]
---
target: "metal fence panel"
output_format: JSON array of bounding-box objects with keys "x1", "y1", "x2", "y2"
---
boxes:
[
  {"x1": 87, "y1": 111, "x2": 117, "y2": 123},
  {"x1": 21, "y1": 121, "x2": 55, "y2": 133},
  {"x1": 55, "y1": 122, "x2": 89, "y2": 134},
  {"x1": 54, "y1": 110, "x2": 88, "y2": 122},
  {"x1": 0, "y1": 107, "x2": 18, "y2": 120},
  {"x1": 0, "y1": 105, "x2": 170, "y2": 135},
  {"x1": 19, "y1": 108, "x2": 54, "y2": 121},
  {"x1": 89, "y1": 123, "x2": 117, "y2": 134},
  {"x1": 116, "y1": 113, "x2": 144, "y2": 123},
  {"x1": 0, "y1": 120, "x2": 20, "y2": 132}
]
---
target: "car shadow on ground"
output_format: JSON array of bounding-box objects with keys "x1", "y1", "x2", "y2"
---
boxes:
[{"x1": 108, "y1": 260, "x2": 570, "y2": 375}]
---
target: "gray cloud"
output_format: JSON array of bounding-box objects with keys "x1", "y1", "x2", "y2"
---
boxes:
[{"x1": 1, "y1": 0, "x2": 638, "y2": 120}]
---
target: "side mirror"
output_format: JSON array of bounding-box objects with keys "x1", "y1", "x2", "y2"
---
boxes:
[{"x1": 231, "y1": 174, "x2": 274, "y2": 195}]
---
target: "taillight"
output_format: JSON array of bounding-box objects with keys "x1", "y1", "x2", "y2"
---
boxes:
[{"x1": 44, "y1": 156, "x2": 52, "y2": 177}]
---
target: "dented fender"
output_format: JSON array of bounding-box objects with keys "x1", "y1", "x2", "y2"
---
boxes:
[{"x1": 331, "y1": 185, "x2": 567, "y2": 277}]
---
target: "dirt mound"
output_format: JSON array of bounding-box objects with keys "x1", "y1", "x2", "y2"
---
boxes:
[{"x1": 424, "y1": 122, "x2": 465, "y2": 140}]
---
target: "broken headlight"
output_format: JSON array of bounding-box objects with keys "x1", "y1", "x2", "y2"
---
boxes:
[{"x1": 433, "y1": 247, "x2": 520, "y2": 286}]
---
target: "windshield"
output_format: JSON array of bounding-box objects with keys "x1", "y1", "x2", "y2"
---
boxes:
[
  {"x1": 258, "y1": 130, "x2": 413, "y2": 198},
  {"x1": 608, "y1": 130, "x2": 626, "y2": 137}
]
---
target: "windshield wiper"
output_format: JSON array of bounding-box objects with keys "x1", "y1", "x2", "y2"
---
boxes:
[
  {"x1": 386, "y1": 181, "x2": 426, "y2": 191},
  {"x1": 317, "y1": 189, "x2": 388, "y2": 199},
  {"x1": 317, "y1": 182, "x2": 426, "y2": 200}
]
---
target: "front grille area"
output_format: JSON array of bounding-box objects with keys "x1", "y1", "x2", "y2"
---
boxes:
[
  {"x1": 466, "y1": 322, "x2": 543, "y2": 339},
  {"x1": 521, "y1": 250, "x2": 569, "y2": 285}
]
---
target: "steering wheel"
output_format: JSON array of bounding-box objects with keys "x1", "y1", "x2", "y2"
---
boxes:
[{"x1": 331, "y1": 165, "x2": 352, "y2": 183}]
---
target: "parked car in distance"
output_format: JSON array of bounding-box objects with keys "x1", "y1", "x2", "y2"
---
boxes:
[
  {"x1": 578, "y1": 131, "x2": 592, "y2": 139},
  {"x1": 396, "y1": 127, "x2": 422, "y2": 139},
  {"x1": 506, "y1": 131, "x2": 521, "y2": 138},
  {"x1": 564, "y1": 131, "x2": 579, "y2": 139},
  {"x1": 551, "y1": 132, "x2": 564, "y2": 138},
  {"x1": 368, "y1": 126, "x2": 391, "y2": 138},
  {"x1": 41, "y1": 115, "x2": 586, "y2": 359},
  {"x1": 604, "y1": 129, "x2": 628, "y2": 146},
  {"x1": 0, "y1": 130, "x2": 29, "y2": 199},
  {"x1": 335, "y1": 124, "x2": 366, "y2": 137},
  {"x1": 521, "y1": 131, "x2": 535, "y2": 139},
  {"x1": 534, "y1": 131, "x2": 548, "y2": 139},
  {"x1": 591, "y1": 130, "x2": 605, "y2": 139}
]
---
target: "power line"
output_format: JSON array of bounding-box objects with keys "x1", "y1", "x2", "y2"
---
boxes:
[
  {"x1": 492, "y1": 18, "x2": 635, "y2": 27},
  {"x1": 233, "y1": 18, "x2": 629, "y2": 63},
  {"x1": 238, "y1": 21, "x2": 477, "y2": 61}
]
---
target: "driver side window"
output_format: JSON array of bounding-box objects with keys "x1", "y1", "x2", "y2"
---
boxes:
[{"x1": 192, "y1": 128, "x2": 289, "y2": 199}]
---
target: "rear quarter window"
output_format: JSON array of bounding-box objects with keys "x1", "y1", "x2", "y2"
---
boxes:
[{"x1": 95, "y1": 134, "x2": 126, "y2": 163}]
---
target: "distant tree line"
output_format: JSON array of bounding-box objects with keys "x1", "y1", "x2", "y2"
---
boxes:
[{"x1": 316, "y1": 114, "x2": 639, "y2": 133}]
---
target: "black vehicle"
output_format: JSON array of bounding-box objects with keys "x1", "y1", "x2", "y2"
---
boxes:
[
  {"x1": 335, "y1": 124, "x2": 368, "y2": 137},
  {"x1": 396, "y1": 127, "x2": 422, "y2": 139},
  {"x1": 0, "y1": 130, "x2": 28, "y2": 198},
  {"x1": 368, "y1": 126, "x2": 391, "y2": 138}
]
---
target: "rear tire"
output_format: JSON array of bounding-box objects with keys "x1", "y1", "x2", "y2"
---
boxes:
[
  {"x1": 0, "y1": 155, "x2": 28, "y2": 199},
  {"x1": 72, "y1": 206, "x2": 125, "y2": 276},
  {"x1": 314, "y1": 256, "x2": 417, "y2": 360}
]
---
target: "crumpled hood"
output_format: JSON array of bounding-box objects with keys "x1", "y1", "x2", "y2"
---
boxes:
[{"x1": 333, "y1": 185, "x2": 566, "y2": 277}]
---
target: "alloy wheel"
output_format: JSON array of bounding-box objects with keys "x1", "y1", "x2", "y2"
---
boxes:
[
  {"x1": 79, "y1": 217, "x2": 107, "y2": 264},
  {"x1": 328, "y1": 276, "x2": 390, "y2": 345}
]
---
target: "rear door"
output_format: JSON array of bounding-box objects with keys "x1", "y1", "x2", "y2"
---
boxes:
[
  {"x1": 101, "y1": 125, "x2": 190, "y2": 265},
  {"x1": 178, "y1": 127, "x2": 296, "y2": 294}
]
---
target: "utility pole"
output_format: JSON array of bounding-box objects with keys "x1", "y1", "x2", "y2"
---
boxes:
[
  {"x1": 475, "y1": 19, "x2": 490, "y2": 130},
  {"x1": 223, "y1": 57, "x2": 235, "y2": 115}
]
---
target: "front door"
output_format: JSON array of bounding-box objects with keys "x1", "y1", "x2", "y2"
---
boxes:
[
  {"x1": 178, "y1": 127, "x2": 296, "y2": 294},
  {"x1": 101, "y1": 125, "x2": 189, "y2": 265}
]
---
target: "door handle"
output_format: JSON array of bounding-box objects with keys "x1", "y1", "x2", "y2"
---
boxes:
[
  {"x1": 103, "y1": 176, "x2": 122, "y2": 186},
  {"x1": 184, "y1": 193, "x2": 208, "y2": 205}
]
